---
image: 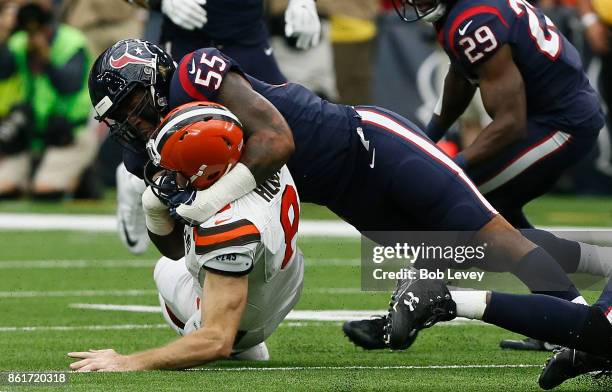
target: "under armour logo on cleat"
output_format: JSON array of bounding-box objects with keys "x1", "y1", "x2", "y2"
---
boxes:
[{"x1": 404, "y1": 292, "x2": 420, "y2": 312}]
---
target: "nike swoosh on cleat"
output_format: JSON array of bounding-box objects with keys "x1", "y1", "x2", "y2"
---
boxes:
[
  {"x1": 459, "y1": 20, "x2": 473, "y2": 36},
  {"x1": 121, "y1": 219, "x2": 138, "y2": 248}
]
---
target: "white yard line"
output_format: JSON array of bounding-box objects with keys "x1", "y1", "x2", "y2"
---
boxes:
[
  {"x1": 0, "y1": 324, "x2": 167, "y2": 332},
  {"x1": 0, "y1": 287, "x2": 374, "y2": 298},
  {"x1": 0, "y1": 258, "x2": 360, "y2": 269},
  {"x1": 0, "y1": 289, "x2": 157, "y2": 298},
  {"x1": 0, "y1": 214, "x2": 360, "y2": 237},
  {"x1": 2, "y1": 213, "x2": 610, "y2": 241},
  {"x1": 66, "y1": 304, "x2": 486, "y2": 326},
  {"x1": 190, "y1": 364, "x2": 540, "y2": 371}
]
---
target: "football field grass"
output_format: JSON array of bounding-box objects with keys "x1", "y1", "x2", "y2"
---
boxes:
[{"x1": 1, "y1": 197, "x2": 612, "y2": 391}]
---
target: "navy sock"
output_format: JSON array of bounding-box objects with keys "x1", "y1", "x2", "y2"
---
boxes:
[
  {"x1": 520, "y1": 229, "x2": 581, "y2": 273},
  {"x1": 483, "y1": 291, "x2": 590, "y2": 346},
  {"x1": 514, "y1": 247, "x2": 581, "y2": 301}
]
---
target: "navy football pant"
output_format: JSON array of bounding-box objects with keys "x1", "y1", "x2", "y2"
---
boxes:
[
  {"x1": 163, "y1": 39, "x2": 286, "y2": 85},
  {"x1": 327, "y1": 106, "x2": 497, "y2": 234},
  {"x1": 467, "y1": 119, "x2": 597, "y2": 228}
]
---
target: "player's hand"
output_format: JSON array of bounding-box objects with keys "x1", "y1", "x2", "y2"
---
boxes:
[
  {"x1": 68, "y1": 349, "x2": 138, "y2": 372},
  {"x1": 161, "y1": 0, "x2": 207, "y2": 31},
  {"x1": 284, "y1": 0, "x2": 321, "y2": 50},
  {"x1": 585, "y1": 20, "x2": 610, "y2": 54}
]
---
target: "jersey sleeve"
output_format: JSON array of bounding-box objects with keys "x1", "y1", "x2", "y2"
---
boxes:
[
  {"x1": 446, "y1": 9, "x2": 510, "y2": 68},
  {"x1": 193, "y1": 219, "x2": 261, "y2": 276},
  {"x1": 170, "y1": 48, "x2": 246, "y2": 106}
]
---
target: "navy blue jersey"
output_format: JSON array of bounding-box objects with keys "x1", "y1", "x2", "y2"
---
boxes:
[
  {"x1": 169, "y1": 48, "x2": 361, "y2": 205},
  {"x1": 161, "y1": 0, "x2": 267, "y2": 46},
  {"x1": 436, "y1": 0, "x2": 604, "y2": 134}
]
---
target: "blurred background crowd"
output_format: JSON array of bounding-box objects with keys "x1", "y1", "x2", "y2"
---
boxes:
[{"x1": 0, "y1": 0, "x2": 610, "y2": 201}]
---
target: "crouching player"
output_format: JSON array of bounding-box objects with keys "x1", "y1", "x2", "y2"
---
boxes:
[{"x1": 68, "y1": 102, "x2": 303, "y2": 371}]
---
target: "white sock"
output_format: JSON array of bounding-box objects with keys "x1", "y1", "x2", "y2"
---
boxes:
[
  {"x1": 577, "y1": 242, "x2": 612, "y2": 277},
  {"x1": 450, "y1": 290, "x2": 488, "y2": 320}
]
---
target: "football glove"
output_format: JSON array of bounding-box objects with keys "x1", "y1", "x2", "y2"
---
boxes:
[
  {"x1": 161, "y1": 0, "x2": 207, "y2": 31},
  {"x1": 284, "y1": 0, "x2": 321, "y2": 50}
]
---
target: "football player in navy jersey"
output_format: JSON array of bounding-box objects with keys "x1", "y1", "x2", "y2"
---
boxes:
[
  {"x1": 389, "y1": 0, "x2": 606, "y2": 351},
  {"x1": 125, "y1": 0, "x2": 320, "y2": 84},
  {"x1": 89, "y1": 39, "x2": 612, "y2": 359},
  {"x1": 391, "y1": 0, "x2": 605, "y2": 230}
]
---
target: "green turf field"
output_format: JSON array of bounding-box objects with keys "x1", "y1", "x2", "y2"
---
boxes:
[{"x1": 1, "y1": 196, "x2": 611, "y2": 391}]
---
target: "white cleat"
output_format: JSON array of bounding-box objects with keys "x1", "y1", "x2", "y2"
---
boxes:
[
  {"x1": 231, "y1": 342, "x2": 270, "y2": 361},
  {"x1": 116, "y1": 163, "x2": 149, "y2": 254}
]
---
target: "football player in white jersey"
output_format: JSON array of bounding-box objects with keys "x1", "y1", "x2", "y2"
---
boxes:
[{"x1": 68, "y1": 102, "x2": 303, "y2": 371}]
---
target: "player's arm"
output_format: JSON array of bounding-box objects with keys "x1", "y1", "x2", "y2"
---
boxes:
[
  {"x1": 427, "y1": 63, "x2": 477, "y2": 142},
  {"x1": 141, "y1": 186, "x2": 185, "y2": 260},
  {"x1": 68, "y1": 268, "x2": 248, "y2": 371},
  {"x1": 174, "y1": 70, "x2": 294, "y2": 226},
  {"x1": 455, "y1": 44, "x2": 526, "y2": 168},
  {"x1": 217, "y1": 72, "x2": 295, "y2": 184},
  {"x1": 576, "y1": 0, "x2": 609, "y2": 54},
  {"x1": 127, "y1": 270, "x2": 248, "y2": 369}
]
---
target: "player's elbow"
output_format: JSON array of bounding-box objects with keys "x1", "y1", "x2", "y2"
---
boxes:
[
  {"x1": 501, "y1": 112, "x2": 527, "y2": 144},
  {"x1": 204, "y1": 329, "x2": 235, "y2": 359},
  {"x1": 278, "y1": 131, "x2": 295, "y2": 163}
]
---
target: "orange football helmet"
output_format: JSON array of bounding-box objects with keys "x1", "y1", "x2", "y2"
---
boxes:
[{"x1": 146, "y1": 101, "x2": 244, "y2": 190}]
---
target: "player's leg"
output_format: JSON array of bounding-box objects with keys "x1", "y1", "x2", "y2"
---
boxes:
[
  {"x1": 0, "y1": 151, "x2": 29, "y2": 199},
  {"x1": 31, "y1": 123, "x2": 98, "y2": 199},
  {"x1": 154, "y1": 256, "x2": 200, "y2": 336},
  {"x1": 467, "y1": 120, "x2": 597, "y2": 229},
  {"x1": 538, "y1": 278, "x2": 612, "y2": 389},
  {"x1": 385, "y1": 277, "x2": 612, "y2": 358},
  {"x1": 355, "y1": 106, "x2": 583, "y2": 301},
  {"x1": 116, "y1": 163, "x2": 149, "y2": 254}
]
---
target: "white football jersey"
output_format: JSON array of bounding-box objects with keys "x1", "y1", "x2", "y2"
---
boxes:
[{"x1": 183, "y1": 165, "x2": 303, "y2": 349}]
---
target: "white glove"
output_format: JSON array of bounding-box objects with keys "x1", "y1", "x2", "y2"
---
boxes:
[
  {"x1": 175, "y1": 163, "x2": 256, "y2": 226},
  {"x1": 284, "y1": 0, "x2": 321, "y2": 50},
  {"x1": 161, "y1": 0, "x2": 207, "y2": 31},
  {"x1": 142, "y1": 186, "x2": 175, "y2": 236}
]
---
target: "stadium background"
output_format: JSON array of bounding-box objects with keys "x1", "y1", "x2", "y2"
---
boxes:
[{"x1": 0, "y1": 0, "x2": 611, "y2": 390}]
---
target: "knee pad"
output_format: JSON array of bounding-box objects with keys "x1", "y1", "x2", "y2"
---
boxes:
[{"x1": 575, "y1": 306, "x2": 612, "y2": 358}]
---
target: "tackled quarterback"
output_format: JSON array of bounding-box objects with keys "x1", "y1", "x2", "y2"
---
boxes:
[{"x1": 68, "y1": 102, "x2": 303, "y2": 371}]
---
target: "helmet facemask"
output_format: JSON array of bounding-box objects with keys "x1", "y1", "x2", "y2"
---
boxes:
[
  {"x1": 391, "y1": 0, "x2": 447, "y2": 23},
  {"x1": 103, "y1": 86, "x2": 163, "y2": 153}
]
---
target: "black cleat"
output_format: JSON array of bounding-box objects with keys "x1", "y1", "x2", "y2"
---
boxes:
[
  {"x1": 343, "y1": 316, "x2": 388, "y2": 350},
  {"x1": 500, "y1": 337, "x2": 560, "y2": 351},
  {"x1": 384, "y1": 277, "x2": 456, "y2": 350},
  {"x1": 539, "y1": 348, "x2": 612, "y2": 390}
]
